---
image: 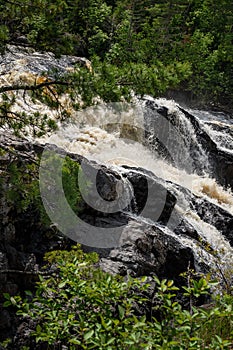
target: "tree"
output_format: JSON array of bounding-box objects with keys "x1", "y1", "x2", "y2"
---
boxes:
[{"x1": 0, "y1": 0, "x2": 232, "y2": 125}]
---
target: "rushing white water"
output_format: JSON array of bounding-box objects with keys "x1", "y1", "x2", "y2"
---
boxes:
[
  {"x1": 202, "y1": 122, "x2": 233, "y2": 154},
  {"x1": 1, "y1": 47, "x2": 233, "y2": 287},
  {"x1": 1, "y1": 53, "x2": 232, "y2": 278},
  {"x1": 38, "y1": 100, "x2": 233, "y2": 213},
  {"x1": 36, "y1": 97, "x2": 233, "y2": 279}
]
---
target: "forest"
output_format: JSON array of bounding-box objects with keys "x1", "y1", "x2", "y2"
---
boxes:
[{"x1": 0, "y1": 0, "x2": 232, "y2": 109}]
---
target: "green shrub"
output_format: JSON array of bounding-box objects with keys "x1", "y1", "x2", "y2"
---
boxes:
[{"x1": 4, "y1": 245, "x2": 233, "y2": 349}]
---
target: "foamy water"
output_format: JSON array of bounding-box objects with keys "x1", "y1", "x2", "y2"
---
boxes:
[
  {"x1": 1, "y1": 49, "x2": 233, "y2": 281},
  {"x1": 35, "y1": 99, "x2": 233, "y2": 279},
  {"x1": 38, "y1": 118, "x2": 233, "y2": 216}
]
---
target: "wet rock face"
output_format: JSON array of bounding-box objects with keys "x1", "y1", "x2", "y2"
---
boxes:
[
  {"x1": 214, "y1": 150, "x2": 233, "y2": 190},
  {"x1": 0, "y1": 132, "x2": 232, "y2": 278},
  {"x1": 123, "y1": 169, "x2": 177, "y2": 224},
  {"x1": 70, "y1": 157, "x2": 177, "y2": 233},
  {"x1": 100, "y1": 220, "x2": 195, "y2": 280},
  {"x1": 169, "y1": 181, "x2": 233, "y2": 246},
  {"x1": 0, "y1": 134, "x2": 196, "y2": 280},
  {"x1": 179, "y1": 107, "x2": 233, "y2": 190},
  {"x1": 191, "y1": 196, "x2": 233, "y2": 245},
  {"x1": 144, "y1": 99, "x2": 233, "y2": 190}
]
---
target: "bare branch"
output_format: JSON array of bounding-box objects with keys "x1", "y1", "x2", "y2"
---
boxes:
[{"x1": 0, "y1": 269, "x2": 50, "y2": 276}]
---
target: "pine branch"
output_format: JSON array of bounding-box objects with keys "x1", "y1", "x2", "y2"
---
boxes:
[{"x1": 0, "y1": 80, "x2": 69, "y2": 94}]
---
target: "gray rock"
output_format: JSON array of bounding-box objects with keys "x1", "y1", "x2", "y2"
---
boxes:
[{"x1": 100, "y1": 220, "x2": 195, "y2": 279}]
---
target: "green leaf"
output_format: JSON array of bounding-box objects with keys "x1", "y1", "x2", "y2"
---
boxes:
[
  {"x1": 10, "y1": 297, "x2": 17, "y2": 305},
  {"x1": 3, "y1": 293, "x2": 10, "y2": 300},
  {"x1": 167, "y1": 280, "x2": 174, "y2": 287},
  {"x1": 118, "y1": 305, "x2": 125, "y2": 320},
  {"x1": 69, "y1": 338, "x2": 81, "y2": 345},
  {"x1": 58, "y1": 281, "x2": 66, "y2": 288},
  {"x1": 84, "y1": 329, "x2": 94, "y2": 341},
  {"x1": 3, "y1": 301, "x2": 12, "y2": 307},
  {"x1": 36, "y1": 324, "x2": 42, "y2": 333},
  {"x1": 106, "y1": 338, "x2": 115, "y2": 345},
  {"x1": 25, "y1": 290, "x2": 33, "y2": 297}
]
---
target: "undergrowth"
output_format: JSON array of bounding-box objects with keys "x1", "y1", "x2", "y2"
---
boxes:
[{"x1": 2, "y1": 245, "x2": 233, "y2": 349}]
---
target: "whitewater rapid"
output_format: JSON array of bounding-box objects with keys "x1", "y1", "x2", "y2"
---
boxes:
[
  {"x1": 38, "y1": 99, "x2": 233, "y2": 214},
  {"x1": 36, "y1": 97, "x2": 233, "y2": 280}
]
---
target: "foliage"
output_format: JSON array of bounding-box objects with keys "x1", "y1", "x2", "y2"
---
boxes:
[
  {"x1": 53, "y1": 57, "x2": 192, "y2": 109},
  {"x1": 2, "y1": 155, "x2": 43, "y2": 216},
  {"x1": 0, "y1": 91, "x2": 58, "y2": 137},
  {"x1": 62, "y1": 156, "x2": 84, "y2": 212},
  {"x1": 3, "y1": 245, "x2": 233, "y2": 349},
  {"x1": 0, "y1": 0, "x2": 232, "y2": 117},
  {"x1": 0, "y1": 149, "x2": 83, "y2": 225}
]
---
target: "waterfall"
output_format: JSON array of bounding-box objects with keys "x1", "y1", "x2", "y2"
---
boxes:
[
  {"x1": 36, "y1": 96, "x2": 233, "y2": 280},
  {"x1": 1, "y1": 47, "x2": 232, "y2": 281}
]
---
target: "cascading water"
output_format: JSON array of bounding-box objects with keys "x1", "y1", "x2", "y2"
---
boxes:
[
  {"x1": 1, "y1": 46, "x2": 233, "y2": 285},
  {"x1": 37, "y1": 96, "x2": 233, "y2": 283},
  {"x1": 189, "y1": 108, "x2": 233, "y2": 152}
]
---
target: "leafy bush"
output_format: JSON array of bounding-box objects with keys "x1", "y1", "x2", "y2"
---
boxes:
[
  {"x1": 0, "y1": 150, "x2": 83, "y2": 227},
  {"x1": 4, "y1": 245, "x2": 233, "y2": 349}
]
